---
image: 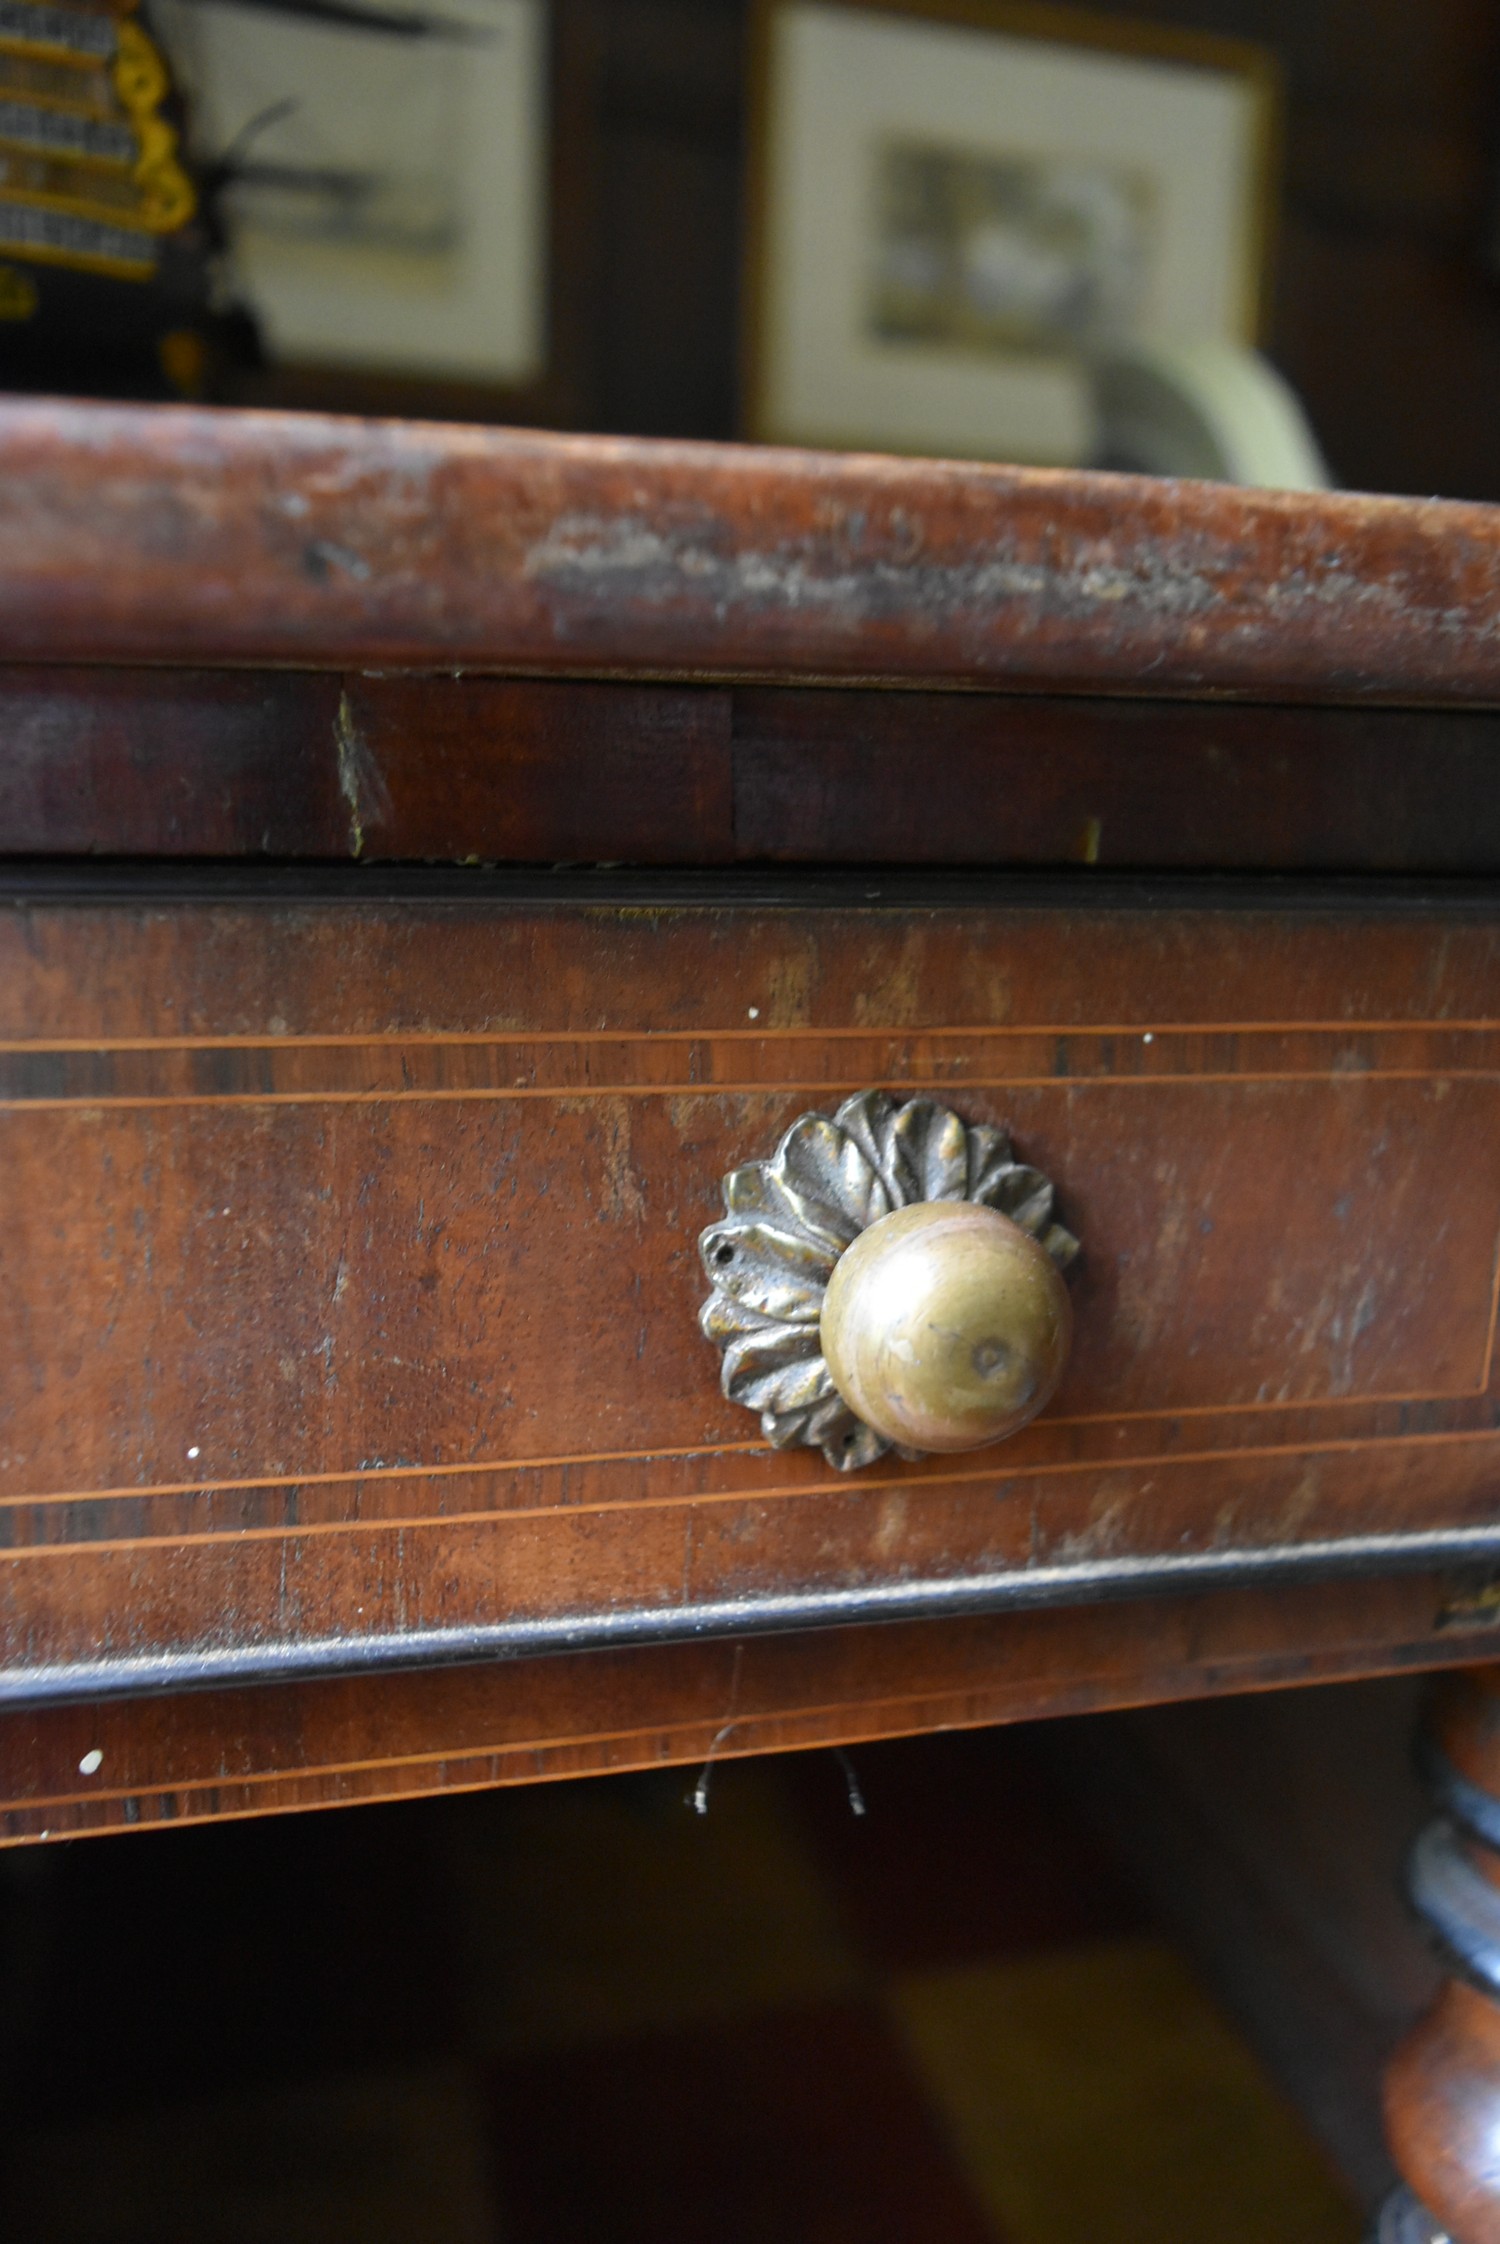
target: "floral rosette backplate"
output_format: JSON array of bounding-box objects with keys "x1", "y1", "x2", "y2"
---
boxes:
[{"x1": 698, "y1": 1090, "x2": 1080, "y2": 1471}]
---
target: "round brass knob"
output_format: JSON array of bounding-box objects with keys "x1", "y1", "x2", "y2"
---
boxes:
[
  {"x1": 819, "y1": 1200, "x2": 1072, "y2": 1454},
  {"x1": 699, "y1": 1090, "x2": 1079, "y2": 1472}
]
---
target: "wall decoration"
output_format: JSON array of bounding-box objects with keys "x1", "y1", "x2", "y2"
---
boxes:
[
  {"x1": 153, "y1": 0, "x2": 547, "y2": 384},
  {"x1": 746, "y1": 0, "x2": 1278, "y2": 464}
]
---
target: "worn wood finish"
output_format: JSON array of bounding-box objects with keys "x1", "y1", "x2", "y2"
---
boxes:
[
  {"x1": 9, "y1": 401, "x2": 1500, "y2": 697},
  {"x1": 3, "y1": 1568, "x2": 1498, "y2": 1847},
  {"x1": 7, "y1": 393, "x2": 1500, "y2": 1951},
  {"x1": 16, "y1": 668, "x2": 1500, "y2": 871},
  {"x1": 5, "y1": 895, "x2": 1500, "y2": 1701}
]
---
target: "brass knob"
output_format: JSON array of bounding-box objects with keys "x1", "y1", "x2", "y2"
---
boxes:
[
  {"x1": 820, "y1": 1200, "x2": 1072, "y2": 1454},
  {"x1": 699, "y1": 1091, "x2": 1079, "y2": 1472}
]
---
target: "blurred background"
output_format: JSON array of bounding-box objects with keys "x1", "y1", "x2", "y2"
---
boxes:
[
  {"x1": 2, "y1": 0, "x2": 1500, "y2": 497},
  {"x1": 0, "y1": 1689, "x2": 1438, "y2": 2244}
]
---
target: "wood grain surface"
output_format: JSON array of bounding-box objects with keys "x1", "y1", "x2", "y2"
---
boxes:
[
  {"x1": 6, "y1": 400, "x2": 1500, "y2": 698},
  {"x1": 4, "y1": 895, "x2": 1500, "y2": 1706},
  {"x1": 4, "y1": 1569, "x2": 1499, "y2": 1847},
  {"x1": 11, "y1": 667, "x2": 1500, "y2": 870}
]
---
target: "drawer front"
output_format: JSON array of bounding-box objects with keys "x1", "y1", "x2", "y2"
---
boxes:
[{"x1": 4, "y1": 894, "x2": 1500, "y2": 1699}]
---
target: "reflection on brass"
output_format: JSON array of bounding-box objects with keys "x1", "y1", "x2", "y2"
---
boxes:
[
  {"x1": 821, "y1": 1200, "x2": 1071, "y2": 1454},
  {"x1": 699, "y1": 1090, "x2": 1079, "y2": 1472}
]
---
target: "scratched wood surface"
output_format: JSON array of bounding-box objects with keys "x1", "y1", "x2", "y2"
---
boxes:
[
  {"x1": 9, "y1": 400, "x2": 1500, "y2": 1848},
  {"x1": 10, "y1": 668, "x2": 1500, "y2": 870},
  {"x1": 5, "y1": 897, "x2": 1500, "y2": 1702},
  {"x1": 7, "y1": 400, "x2": 1500, "y2": 698}
]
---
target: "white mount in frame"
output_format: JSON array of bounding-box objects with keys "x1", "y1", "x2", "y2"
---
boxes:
[
  {"x1": 752, "y1": 0, "x2": 1270, "y2": 466},
  {"x1": 156, "y1": 0, "x2": 547, "y2": 385}
]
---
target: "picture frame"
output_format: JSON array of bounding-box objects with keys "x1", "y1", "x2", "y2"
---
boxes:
[
  {"x1": 744, "y1": 0, "x2": 1281, "y2": 465},
  {"x1": 154, "y1": 0, "x2": 549, "y2": 391}
]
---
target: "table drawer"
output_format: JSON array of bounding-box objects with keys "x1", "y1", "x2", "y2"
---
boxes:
[{"x1": 4, "y1": 887, "x2": 1500, "y2": 1702}]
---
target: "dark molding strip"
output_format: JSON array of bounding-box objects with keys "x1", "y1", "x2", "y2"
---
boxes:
[
  {"x1": 5, "y1": 1525, "x2": 1500, "y2": 1710},
  {"x1": 1, "y1": 863, "x2": 1499, "y2": 915}
]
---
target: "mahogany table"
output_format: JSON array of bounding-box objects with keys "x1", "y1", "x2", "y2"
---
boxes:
[{"x1": 3, "y1": 398, "x2": 1500, "y2": 2238}]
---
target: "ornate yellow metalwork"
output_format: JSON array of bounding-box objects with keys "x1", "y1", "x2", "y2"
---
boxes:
[{"x1": 0, "y1": 1, "x2": 193, "y2": 278}]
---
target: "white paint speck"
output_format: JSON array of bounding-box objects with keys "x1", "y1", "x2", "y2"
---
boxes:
[
  {"x1": 747, "y1": 1007, "x2": 760, "y2": 1020},
  {"x1": 1142, "y1": 1032, "x2": 1155, "y2": 1044},
  {"x1": 78, "y1": 1749, "x2": 103, "y2": 1776},
  {"x1": 187, "y1": 1446, "x2": 200, "y2": 1460}
]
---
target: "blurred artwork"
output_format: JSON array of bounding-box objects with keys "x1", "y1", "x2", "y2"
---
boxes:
[
  {"x1": 207, "y1": 20, "x2": 466, "y2": 254},
  {"x1": 153, "y1": 0, "x2": 546, "y2": 382},
  {"x1": 750, "y1": 1, "x2": 1275, "y2": 468},
  {"x1": 869, "y1": 143, "x2": 1153, "y2": 361}
]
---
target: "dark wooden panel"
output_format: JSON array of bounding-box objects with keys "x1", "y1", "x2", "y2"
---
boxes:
[
  {"x1": 1, "y1": 1570, "x2": 1496, "y2": 1846},
  {"x1": 732, "y1": 690, "x2": 1500, "y2": 871},
  {"x1": 0, "y1": 671, "x2": 737, "y2": 864},
  {"x1": 3, "y1": 898, "x2": 1500, "y2": 1700},
  {"x1": 13, "y1": 667, "x2": 1500, "y2": 868},
  {"x1": 7, "y1": 401, "x2": 1500, "y2": 697},
  {"x1": 0, "y1": 668, "x2": 345, "y2": 857},
  {"x1": 345, "y1": 676, "x2": 733, "y2": 862}
]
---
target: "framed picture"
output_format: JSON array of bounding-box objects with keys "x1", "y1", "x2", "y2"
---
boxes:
[
  {"x1": 154, "y1": 0, "x2": 548, "y2": 387},
  {"x1": 745, "y1": 0, "x2": 1279, "y2": 464}
]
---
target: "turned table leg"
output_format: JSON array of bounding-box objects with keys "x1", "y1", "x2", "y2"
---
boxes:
[{"x1": 1379, "y1": 1667, "x2": 1500, "y2": 2242}]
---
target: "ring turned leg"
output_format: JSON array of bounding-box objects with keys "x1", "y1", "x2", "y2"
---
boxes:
[
  {"x1": 1379, "y1": 1667, "x2": 1500, "y2": 2242},
  {"x1": 1376, "y1": 2190, "x2": 1452, "y2": 2242}
]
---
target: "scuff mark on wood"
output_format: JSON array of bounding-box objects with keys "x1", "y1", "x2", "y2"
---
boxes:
[
  {"x1": 334, "y1": 690, "x2": 392, "y2": 860},
  {"x1": 4, "y1": 399, "x2": 1500, "y2": 699}
]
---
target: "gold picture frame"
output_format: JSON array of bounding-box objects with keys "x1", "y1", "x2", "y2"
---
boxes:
[{"x1": 743, "y1": 0, "x2": 1282, "y2": 463}]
